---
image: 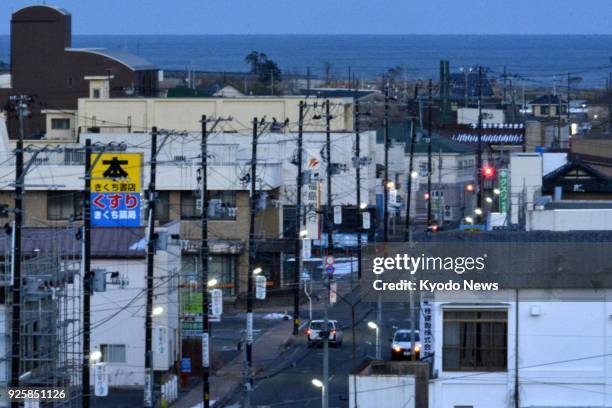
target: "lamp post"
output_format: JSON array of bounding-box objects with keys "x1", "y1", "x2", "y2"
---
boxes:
[
  {"x1": 368, "y1": 321, "x2": 380, "y2": 359},
  {"x1": 312, "y1": 378, "x2": 324, "y2": 408}
]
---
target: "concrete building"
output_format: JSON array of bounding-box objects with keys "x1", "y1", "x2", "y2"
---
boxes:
[{"x1": 0, "y1": 5, "x2": 159, "y2": 138}]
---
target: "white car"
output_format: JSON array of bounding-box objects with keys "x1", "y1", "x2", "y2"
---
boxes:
[
  {"x1": 307, "y1": 320, "x2": 343, "y2": 347},
  {"x1": 390, "y1": 329, "x2": 421, "y2": 360}
]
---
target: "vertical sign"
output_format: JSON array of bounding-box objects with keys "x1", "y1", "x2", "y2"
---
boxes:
[
  {"x1": 255, "y1": 275, "x2": 267, "y2": 300},
  {"x1": 157, "y1": 326, "x2": 167, "y2": 356},
  {"x1": 498, "y1": 169, "x2": 509, "y2": 213},
  {"x1": 91, "y1": 153, "x2": 142, "y2": 227},
  {"x1": 202, "y1": 332, "x2": 210, "y2": 368},
  {"x1": 302, "y1": 238, "x2": 312, "y2": 259},
  {"x1": 333, "y1": 206, "x2": 342, "y2": 224},
  {"x1": 329, "y1": 281, "x2": 337, "y2": 304},
  {"x1": 362, "y1": 211, "x2": 371, "y2": 229},
  {"x1": 94, "y1": 362, "x2": 109, "y2": 397},
  {"x1": 210, "y1": 289, "x2": 223, "y2": 316},
  {"x1": 419, "y1": 299, "x2": 434, "y2": 359}
]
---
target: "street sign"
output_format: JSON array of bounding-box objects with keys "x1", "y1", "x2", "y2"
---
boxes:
[
  {"x1": 419, "y1": 299, "x2": 435, "y2": 359},
  {"x1": 255, "y1": 275, "x2": 267, "y2": 300},
  {"x1": 94, "y1": 362, "x2": 109, "y2": 397},
  {"x1": 325, "y1": 265, "x2": 335, "y2": 275},
  {"x1": 91, "y1": 152, "x2": 142, "y2": 227},
  {"x1": 180, "y1": 357, "x2": 191, "y2": 373},
  {"x1": 498, "y1": 169, "x2": 509, "y2": 213},
  {"x1": 333, "y1": 206, "x2": 342, "y2": 224},
  {"x1": 324, "y1": 255, "x2": 335, "y2": 266},
  {"x1": 210, "y1": 289, "x2": 223, "y2": 316}
]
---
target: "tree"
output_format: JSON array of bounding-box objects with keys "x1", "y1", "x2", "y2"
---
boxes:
[{"x1": 244, "y1": 51, "x2": 282, "y2": 84}]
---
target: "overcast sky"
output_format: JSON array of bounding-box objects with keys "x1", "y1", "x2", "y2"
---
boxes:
[{"x1": 1, "y1": 0, "x2": 612, "y2": 35}]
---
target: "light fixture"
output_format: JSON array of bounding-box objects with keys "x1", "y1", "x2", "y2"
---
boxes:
[
  {"x1": 485, "y1": 197, "x2": 493, "y2": 204},
  {"x1": 90, "y1": 350, "x2": 102, "y2": 361},
  {"x1": 493, "y1": 188, "x2": 501, "y2": 195},
  {"x1": 311, "y1": 378, "x2": 323, "y2": 388},
  {"x1": 386, "y1": 181, "x2": 395, "y2": 190},
  {"x1": 152, "y1": 306, "x2": 164, "y2": 316},
  {"x1": 299, "y1": 229, "x2": 308, "y2": 237},
  {"x1": 208, "y1": 278, "x2": 218, "y2": 287},
  {"x1": 474, "y1": 208, "x2": 483, "y2": 215},
  {"x1": 367, "y1": 321, "x2": 378, "y2": 330},
  {"x1": 465, "y1": 216, "x2": 474, "y2": 224},
  {"x1": 410, "y1": 171, "x2": 418, "y2": 178},
  {"x1": 359, "y1": 202, "x2": 367, "y2": 210},
  {"x1": 253, "y1": 267, "x2": 262, "y2": 275}
]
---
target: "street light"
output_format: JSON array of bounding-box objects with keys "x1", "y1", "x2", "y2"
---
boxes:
[
  {"x1": 253, "y1": 267, "x2": 263, "y2": 275},
  {"x1": 386, "y1": 181, "x2": 395, "y2": 190},
  {"x1": 474, "y1": 208, "x2": 483, "y2": 216},
  {"x1": 299, "y1": 229, "x2": 308, "y2": 237},
  {"x1": 90, "y1": 350, "x2": 102, "y2": 362},
  {"x1": 485, "y1": 196, "x2": 493, "y2": 204},
  {"x1": 359, "y1": 202, "x2": 367, "y2": 210},
  {"x1": 208, "y1": 278, "x2": 218, "y2": 287},
  {"x1": 410, "y1": 170, "x2": 418, "y2": 178},
  {"x1": 152, "y1": 306, "x2": 164, "y2": 316},
  {"x1": 311, "y1": 378, "x2": 324, "y2": 408},
  {"x1": 493, "y1": 188, "x2": 501, "y2": 196},
  {"x1": 367, "y1": 321, "x2": 380, "y2": 360},
  {"x1": 465, "y1": 216, "x2": 474, "y2": 224}
]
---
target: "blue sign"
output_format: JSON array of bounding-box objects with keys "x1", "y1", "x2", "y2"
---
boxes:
[
  {"x1": 326, "y1": 265, "x2": 335, "y2": 275},
  {"x1": 91, "y1": 193, "x2": 141, "y2": 227},
  {"x1": 180, "y1": 357, "x2": 192, "y2": 373}
]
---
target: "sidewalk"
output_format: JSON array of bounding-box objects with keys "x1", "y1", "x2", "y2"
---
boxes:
[{"x1": 172, "y1": 318, "x2": 295, "y2": 408}]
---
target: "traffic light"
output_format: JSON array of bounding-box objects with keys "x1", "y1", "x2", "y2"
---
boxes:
[{"x1": 481, "y1": 165, "x2": 495, "y2": 179}]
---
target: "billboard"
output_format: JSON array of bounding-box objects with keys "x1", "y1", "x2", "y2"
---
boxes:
[{"x1": 91, "y1": 153, "x2": 142, "y2": 227}]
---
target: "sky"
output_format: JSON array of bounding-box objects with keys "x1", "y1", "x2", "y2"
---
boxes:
[{"x1": 1, "y1": 0, "x2": 612, "y2": 35}]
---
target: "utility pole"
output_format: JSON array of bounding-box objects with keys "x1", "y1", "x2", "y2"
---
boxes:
[
  {"x1": 293, "y1": 102, "x2": 304, "y2": 335},
  {"x1": 10, "y1": 95, "x2": 26, "y2": 408},
  {"x1": 608, "y1": 72, "x2": 612, "y2": 133},
  {"x1": 144, "y1": 127, "x2": 158, "y2": 408},
  {"x1": 325, "y1": 100, "x2": 333, "y2": 252},
  {"x1": 245, "y1": 118, "x2": 258, "y2": 405},
  {"x1": 567, "y1": 72, "x2": 572, "y2": 133},
  {"x1": 200, "y1": 116, "x2": 211, "y2": 408},
  {"x1": 427, "y1": 79, "x2": 433, "y2": 226},
  {"x1": 404, "y1": 120, "x2": 416, "y2": 241},
  {"x1": 354, "y1": 99, "x2": 362, "y2": 280},
  {"x1": 82, "y1": 138, "x2": 92, "y2": 408},
  {"x1": 476, "y1": 68, "x2": 483, "y2": 222},
  {"x1": 383, "y1": 82, "x2": 390, "y2": 241}
]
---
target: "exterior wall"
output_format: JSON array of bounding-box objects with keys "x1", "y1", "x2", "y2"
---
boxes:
[
  {"x1": 527, "y1": 208, "x2": 612, "y2": 231},
  {"x1": 43, "y1": 111, "x2": 76, "y2": 140},
  {"x1": 77, "y1": 97, "x2": 354, "y2": 135},
  {"x1": 349, "y1": 375, "x2": 415, "y2": 408},
  {"x1": 510, "y1": 153, "x2": 543, "y2": 225},
  {"x1": 430, "y1": 290, "x2": 612, "y2": 408}
]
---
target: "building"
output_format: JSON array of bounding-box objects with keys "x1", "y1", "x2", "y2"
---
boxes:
[
  {"x1": 0, "y1": 5, "x2": 159, "y2": 138},
  {"x1": 424, "y1": 232, "x2": 612, "y2": 408},
  {"x1": 528, "y1": 95, "x2": 568, "y2": 118}
]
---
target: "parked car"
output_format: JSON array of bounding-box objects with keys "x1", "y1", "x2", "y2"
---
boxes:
[
  {"x1": 390, "y1": 329, "x2": 421, "y2": 360},
  {"x1": 307, "y1": 320, "x2": 343, "y2": 347}
]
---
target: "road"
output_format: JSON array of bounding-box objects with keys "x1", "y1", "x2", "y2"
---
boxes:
[{"x1": 225, "y1": 279, "x2": 416, "y2": 408}]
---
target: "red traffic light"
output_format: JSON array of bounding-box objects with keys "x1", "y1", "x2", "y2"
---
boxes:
[{"x1": 481, "y1": 165, "x2": 495, "y2": 179}]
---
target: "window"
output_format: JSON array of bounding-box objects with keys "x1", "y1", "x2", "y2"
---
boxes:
[
  {"x1": 155, "y1": 191, "x2": 170, "y2": 223},
  {"x1": 51, "y1": 118, "x2": 70, "y2": 130},
  {"x1": 540, "y1": 106, "x2": 550, "y2": 115},
  {"x1": 47, "y1": 191, "x2": 80, "y2": 220},
  {"x1": 180, "y1": 191, "x2": 199, "y2": 220},
  {"x1": 208, "y1": 191, "x2": 237, "y2": 220},
  {"x1": 100, "y1": 344, "x2": 126, "y2": 363},
  {"x1": 93, "y1": 88, "x2": 101, "y2": 99},
  {"x1": 181, "y1": 255, "x2": 235, "y2": 297},
  {"x1": 443, "y1": 310, "x2": 507, "y2": 371}
]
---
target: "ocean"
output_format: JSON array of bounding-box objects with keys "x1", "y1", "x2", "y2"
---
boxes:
[{"x1": 1, "y1": 34, "x2": 611, "y2": 88}]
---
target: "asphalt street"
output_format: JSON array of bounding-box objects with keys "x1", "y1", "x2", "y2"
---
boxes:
[{"x1": 225, "y1": 282, "x2": 416, "y2": 408}]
